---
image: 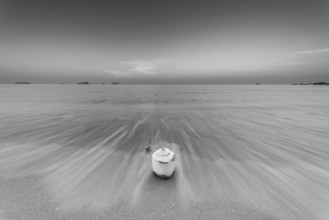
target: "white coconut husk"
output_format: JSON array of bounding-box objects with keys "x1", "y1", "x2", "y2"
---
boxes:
[{"x1": 152, "y1": 147, "x2": 175, "y2": 178}]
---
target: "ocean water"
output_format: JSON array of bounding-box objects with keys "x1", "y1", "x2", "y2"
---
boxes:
[{"x1": 0, "y1": 84, "x2": 329, "y2": 219}]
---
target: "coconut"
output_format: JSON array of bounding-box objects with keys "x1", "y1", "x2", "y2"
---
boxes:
[{"x1": 152, "y1": 147, "x2": 175, "y2": 178}]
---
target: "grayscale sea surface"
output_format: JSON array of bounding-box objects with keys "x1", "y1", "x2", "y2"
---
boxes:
[{"x1": 0, "y1": 84, "x2": 329, "y2": 219}]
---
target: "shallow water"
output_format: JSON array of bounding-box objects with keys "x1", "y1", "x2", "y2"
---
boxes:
[{"x1": 0, "y1": 84, "x2": 329, "y2": 219}]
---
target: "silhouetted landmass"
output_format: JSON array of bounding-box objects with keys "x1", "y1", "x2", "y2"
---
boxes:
[
  {"x1": 15, "y1": 82, "x2": 31, "y2": 84},
  {"x1": 313, "y1": 81, "x2": 329, "y2": 85},
  {"x1": 256, "y1": 83, "x2": 260, "y2": 85},
  {"x1": 291, "y1": 82, "x2": 329, "y2": 85},
  {"x1": 78, "y1": 82, "x2": 90, "y2": 84},
  {"x1": 112, "y1": 82, "x2": 120, "y2": 85}
]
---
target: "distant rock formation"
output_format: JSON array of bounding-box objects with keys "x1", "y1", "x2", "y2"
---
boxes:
[
  {"x1": 15, "y1": 82, "x2": 31, "y2": 84},
  {"x1": 78, "y1": 82, "x2": 90, "y2": 84},
  {"x1": 313, "y1": 81, "x2": 329, "y2": 85},
  {"x1": 112, "y1": 82, "x2": 120, "y2": 85}
]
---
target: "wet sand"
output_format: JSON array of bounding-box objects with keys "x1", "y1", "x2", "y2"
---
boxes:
[{"x1": 0, "y1": 85, "x2": 329, "y2": 219}]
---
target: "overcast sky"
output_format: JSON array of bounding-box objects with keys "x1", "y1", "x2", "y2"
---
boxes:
[{"x1": 1, "y1": 0, "x2": 329, "y2": 84}]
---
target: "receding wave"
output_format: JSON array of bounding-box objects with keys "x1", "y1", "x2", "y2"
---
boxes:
[{"x1": 0, "y1": 85, "x2": 329, "y2": 219}]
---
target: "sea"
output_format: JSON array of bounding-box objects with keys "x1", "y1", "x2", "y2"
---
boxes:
[{"x1": 0, "y1": 84, "x2": 329, "y2": 219}]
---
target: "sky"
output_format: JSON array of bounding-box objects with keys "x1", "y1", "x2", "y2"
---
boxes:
[{"x1": 1, "y1": 0, "x2": 329, "y2": 84}]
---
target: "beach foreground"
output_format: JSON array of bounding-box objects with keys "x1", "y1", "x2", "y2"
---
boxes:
[{"x1": 0, "y1": 85, "x2": 329, "y2": 219}]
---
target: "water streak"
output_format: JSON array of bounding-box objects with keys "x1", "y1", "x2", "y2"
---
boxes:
[{"x1": 0, "y1": 85, "x2": 329, "y2": 219}]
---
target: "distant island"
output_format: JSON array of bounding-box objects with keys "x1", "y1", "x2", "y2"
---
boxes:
[
  {"x1": 77, "y1": 82, "x2": 90, "y2": 84},
  {"x1": 15, "y1": 82, "x2": 31, "y2": 84},
  {"x1": 112, "y1": 82, "x2": 120, "y2": 85},
  {"x1": 291, "y1": 81, "x2": 329, "y2": 85},
  {"x1": 313, "y1": 81, "x2": 329, "y2": 85}
]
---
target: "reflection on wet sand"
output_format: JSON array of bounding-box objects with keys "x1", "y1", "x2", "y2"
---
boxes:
[{"x1": 1, "y1": 108, "x2": 329, "y2": 219}]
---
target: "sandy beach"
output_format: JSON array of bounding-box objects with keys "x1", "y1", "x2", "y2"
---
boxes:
[{"x1": 1, "y1": 85, "x2": 329, "y2": 219}]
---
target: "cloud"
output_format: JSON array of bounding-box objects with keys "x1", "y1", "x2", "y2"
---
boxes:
[
  {"x1": 122, "y1": 59, "x2": 167, "y2": 75},
  {"x1": 105, "y1": 69, "x2": 131, "y2": 78},
  {"x1": 272, "y1": 48, "x2": 329, "y2": 68},
  {"x1": 292, "y1": 48, "x2": 329, "y2": 55}
]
